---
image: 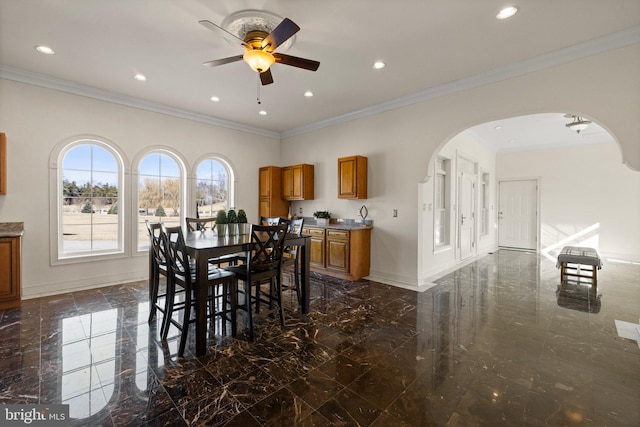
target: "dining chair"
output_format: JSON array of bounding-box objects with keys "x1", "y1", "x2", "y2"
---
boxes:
[
  {"x1": 223, "y1": 224, "x2": 288, "y2": 340},
  {"x1": 260, "y1": 216, "x2": 282, "y2": 226},
  {"x1": 161, "y1": 224, "x2": 237, "y2": 356},
  {"x1": 186, "y1": 216, "x2": 215, "y2": 232},
  {"x1": 281, "y1": 218, "x2": 304, "y2": 306},
  {"x1": 146, "y1": 220, "x2": 175, "y2": 327}
]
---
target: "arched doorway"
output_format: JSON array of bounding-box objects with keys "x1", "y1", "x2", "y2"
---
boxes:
[{"x1": 419, "y1": 112, "x2": 636, "y2": 284}]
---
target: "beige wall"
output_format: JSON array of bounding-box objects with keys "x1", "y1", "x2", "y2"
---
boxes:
[
  {"x1": 282, "y1": 44, "x2": 640, "y2": 288},
  {"x1": 498, "y1": 143, "x2": 640, "y2": 262},
  {"x1": 0, "y1": 80, "x2": 279, "y2": 298},
  {"x1": 1, "y1": 43, "x2": 638, "y2": 296}
]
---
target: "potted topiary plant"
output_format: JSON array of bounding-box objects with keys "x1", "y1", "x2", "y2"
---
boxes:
[
  {"x1": 237, "y1": 209, "x2": 250, "y2": 235},
  {"x1": 215, "y1": 209, "x2": 228, "y2": 235},
  {"x1": 227, "y1": 209, "x2": 238, "y2": 236},
  {"x1": 313, "y1": 210, "x2": 331, "y2": 225}
]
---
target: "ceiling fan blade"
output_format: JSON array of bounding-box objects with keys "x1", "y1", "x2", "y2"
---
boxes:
[
  {"x1": 273, "y1": 53, "x2": 320, "y2": 71},
  {"x1": 260, "y1": 69, "x2": 274, "y2": 85},
  {"x1": 199, "y1": 20, "x2": 247, "y2": 48},
  {"x1": 261, "y1": 18, "x2": 300, "y2": 52},
  {"x1": 202, "y1": 55, "x2": 244, "y2": 67}
]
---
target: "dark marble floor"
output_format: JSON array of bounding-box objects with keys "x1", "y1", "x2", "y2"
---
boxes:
[{"x1": 1, "y1": 250, "x2": 639, "y2": 426}]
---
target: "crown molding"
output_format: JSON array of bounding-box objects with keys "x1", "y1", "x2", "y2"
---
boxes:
[
  {"x1": 2, "y1": 26, "x2": 638, "y2": 141},
  {"x1": 0, "y1": 65, "x2": 280, "y2": 139},
  {"x1": 281, "y1": 25, "x2": 640, "y2": 139}
]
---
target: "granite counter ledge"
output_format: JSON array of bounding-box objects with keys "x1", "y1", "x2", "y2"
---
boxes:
[{"x1": 0, "y1": 222, "x2": 24, "y2": 237}]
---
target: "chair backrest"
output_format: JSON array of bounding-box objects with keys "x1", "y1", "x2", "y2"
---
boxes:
[
  {"x1": 161, "y1": 223, "x2": 191, "y2": 285},
  {"x1": 287, "y1": 218, "x2": 304, "y2": 236},
  {"x1": 248, "y1": 224, "x2": 288, "y2": 272},
  {"x1": 146, "y1": 220, "x2": 166, "y2": 265},
  {"x1": 186, "y1": 216, "x2": 215, "y2": 232},
  {"x1": 283, "y1": 218, "x2": 304, "y2": 256},
  {"x1": 260, "y1": 216, "x2": 281, "y2": 226}
]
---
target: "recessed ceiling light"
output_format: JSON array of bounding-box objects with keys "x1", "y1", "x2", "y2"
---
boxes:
[
  {"x1": 210, "y1": 96, "x2": 220, "y2": 102},
  {"x1": 258, "y1": 110, "x2": 267, "y2": 116},
  {"x1": 373, "y1": 61, "x2": 386, "y2": 70},
  {"x1": 496, "y1": 6, "x2": 519, "y2": 20},
  {"x1": 304, "y1": 91, "x2": 313, "y2": 97},
  {"x1": 133, "y1": 73, "x2": 147, "y2": 81},
  {"x1": 35, "y1": 45, "x2": 55, "y2": 55},
  {"x1": 494, "y1": 126, "x2": 502, "y2": 130}
]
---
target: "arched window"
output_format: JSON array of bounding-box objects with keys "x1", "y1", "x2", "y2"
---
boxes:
[
  {"x1": 137, "y1": 151, "x2": 183, "y2": 250},
  {"x1": 59, "y1": 141, "x2": 123, "y2": 258},
  {"x1": 195, "y1": 157, "x2": 233, "y2": 217}
]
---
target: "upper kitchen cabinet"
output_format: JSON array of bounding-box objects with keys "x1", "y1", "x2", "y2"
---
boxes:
[
  {"x1": 338, "y1": 155, "x2": 367, "y2": 199},
  {"x1": 258, "y1": 166, "x2": 290, "y2": 219},
  {"x1": 282, "y1": 164, "x2": 314, "y2": 201}
]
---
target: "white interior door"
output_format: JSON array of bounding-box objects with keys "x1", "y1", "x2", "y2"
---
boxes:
[
  {"x1": 458, "y1": 172, "x2": 475, "y2": 261},
  {"x1": 498, "y1": 179, "x2": 538, "y2": 250}
]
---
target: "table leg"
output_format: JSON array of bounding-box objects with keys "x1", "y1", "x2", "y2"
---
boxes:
[
  {"x1": 301, "y1": 238, "x2": 310, "y2": 314},
  {"x1": 195, "y1": 256, "x2": 207, "y2": 356}
]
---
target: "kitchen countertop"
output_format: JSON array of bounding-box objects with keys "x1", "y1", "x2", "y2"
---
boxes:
[
  {"x1": 303, "y1": 221, "x2": 373, "y2": 231},
  {"x1": 0, "y1": 222, "x2": 24, "y2": 237}
]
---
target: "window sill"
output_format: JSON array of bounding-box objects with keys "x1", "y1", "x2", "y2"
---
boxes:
[{"x1": 433, "y1": 245, "x2": 452, "y2": 255}]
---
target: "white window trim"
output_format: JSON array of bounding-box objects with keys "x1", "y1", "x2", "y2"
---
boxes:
[
  {"x1": 192, "y1": 153, "x2": 237, "y2": 217},
  {"x1": 133, "y1": 147, "x2": 188, "y2": 254},
  {"x1": 480, "y1": 170, "x2": 490, "y2": 238},
  {"x1": 49, "y1": 135, "x2": 130, "y2": 265},
  {"x1": 433, "y1": 156, "x2": 451, "y2": 251}
]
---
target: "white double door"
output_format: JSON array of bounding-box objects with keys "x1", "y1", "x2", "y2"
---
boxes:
[
  {"x1": 498, "y1": 179, "x2": 538, "y2": 250},
  {"x1": 458, "y1": 171, "x2": 476, "y2": 261}
]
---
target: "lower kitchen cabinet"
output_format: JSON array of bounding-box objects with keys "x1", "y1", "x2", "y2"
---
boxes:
[
  {"x1": 303, "y1": 226, "x2": 371, "y2": 281},
  {"x1": 0, "y1": 234, "x2": 21, "y2": 309}
]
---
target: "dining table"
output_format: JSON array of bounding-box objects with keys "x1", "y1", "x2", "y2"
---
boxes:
[{"x1": 183, "y1": 229, "x2": 311, "y2": 356}]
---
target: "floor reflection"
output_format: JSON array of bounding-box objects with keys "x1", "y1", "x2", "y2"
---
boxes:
[
  {"x1": 556, "y1": 281, "x2": 601, "y2": 313},
  {"x1": 1, "y1": 250, "x2": 639, "y2": 426}
]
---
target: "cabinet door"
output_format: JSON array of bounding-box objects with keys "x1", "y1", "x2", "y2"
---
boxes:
[
  {"x1": 338, "y1": 156, "x2": 367, "y2": 199},
  {"x1": 259, "y1": 199, "x2": 270, "y2": 219},
  {"x1": 310, "y1": 236, "x2": 325, "y2": 268},
  {"x1": 326, "y1": 238, "x2": 349, "y2": 272},
  {"x1": 291, "y1": 166, "x2": 303, "y2": 199},
  {"x1": 0, "y1": 237, "x2": 20, "y2": 308},
  {"x1": 259, "y1": 167, "x2": 271, "y2": 198},
  {"x1": 326, "y1": 230, "x2": 350, "y2": 272},
  {"x1": 305, "y1": 227, "x2": 326, "y2": 268},
  {"x1": 282, "y1": 166, "x2": 293, "y2": 200},
  {"x1": 338, "y1": 157, "x2": 356, "y2": 198}
]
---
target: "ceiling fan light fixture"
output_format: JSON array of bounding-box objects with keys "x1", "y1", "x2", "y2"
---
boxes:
[
  {"x1": 243, "y1": 49, "x2": 275, "y2": 73},
  {"x1": 565, "y1": 116, "x2": 592, "y2": 134}
]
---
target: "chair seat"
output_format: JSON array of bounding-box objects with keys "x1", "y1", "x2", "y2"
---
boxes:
[
  {"x1": 174, "y1": 267, "x2": 236, "y2": 284},
  {"x1": 209, "y1": 252, "x2": 246, "y2": 267}
]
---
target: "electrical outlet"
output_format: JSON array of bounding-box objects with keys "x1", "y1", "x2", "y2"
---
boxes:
[
  {"x1": 393, "y1": 209, "x2": 398, "y2": 217},
  {"x1": 299, "y1": 207, "x2": 303, "y2": 215}
]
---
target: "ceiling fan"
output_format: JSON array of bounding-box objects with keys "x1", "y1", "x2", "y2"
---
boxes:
[
  {"x1": 199, "y1": 16, "x2": 320, "y2": 85},
  {"x1": 564, "y1": 114, "x2": 592, "y2": 134}
]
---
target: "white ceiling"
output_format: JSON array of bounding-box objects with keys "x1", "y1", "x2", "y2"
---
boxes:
[{"x1": 1, "y1": 1, "x2": 639, "y2": 148}]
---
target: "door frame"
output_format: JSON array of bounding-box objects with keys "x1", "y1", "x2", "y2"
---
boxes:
[{"x1": 497, "y1": 177, "x2": 541, "y2": 251}]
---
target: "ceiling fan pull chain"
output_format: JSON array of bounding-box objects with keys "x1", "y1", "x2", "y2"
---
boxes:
[{"x1": 257, "y1": 75, "x2": 261, "y2": 105}]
